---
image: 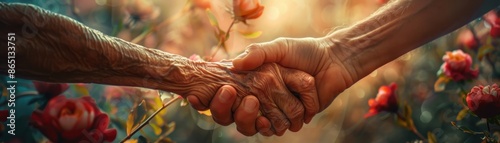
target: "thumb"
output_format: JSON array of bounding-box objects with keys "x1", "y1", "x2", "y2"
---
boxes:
[{"x1": 233, "y1": 39, "x2": 285, "y2": 71}]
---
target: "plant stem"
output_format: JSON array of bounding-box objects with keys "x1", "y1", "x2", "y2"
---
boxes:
[
  {"x1": 411, "y1": 127, "x2": 427, "y2": 142},
  {"x1": 396, "y1": 112, "x2": 406, "y2": 121},
  {"x1": 487, "y1": 119, "x2": 491, "y2": 133},
  {"x1": 396, "y1": 112, "x2": 427, "y2": 142},
  {"x1": 209, "y1": 19, "x2": 237, "y2": 61},
  {"x1": 120, "y1": 96, "x2": 182, "y2": 143}
]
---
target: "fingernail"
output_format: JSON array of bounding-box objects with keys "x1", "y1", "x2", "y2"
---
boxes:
[
  {"x1": 243, "y1": 98, "x2": 258, "y2": 113},
  {"x1": 235, "y1": 51, "x2": 248, "y2": 60},
  {"x1": 218, "y1": 89, "x2": 229, "y2": 103}
]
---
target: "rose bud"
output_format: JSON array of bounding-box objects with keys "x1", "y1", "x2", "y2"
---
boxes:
[
  {"x1": 365, "y1": 83, "x2": 399, "y2": 118},
  {"x1": 233, "y1": 0, "x2": 265, "y2": 21}
]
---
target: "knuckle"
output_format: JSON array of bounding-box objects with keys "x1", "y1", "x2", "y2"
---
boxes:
[
  {"x1": 300, "y1": 74, "x2": 316, "y2": 90},
  {"x1": 275, "y1": 37, "x2": 291, "y2": 47},
  {"x1": 272, "y1": 118, "x2": 290, "y2": 133},
  {"x1": 246, "y1": 43, "x2": 262, "y2": 51},
  {"x1": 289, "y1": 104, "x2": 305, "y2": 121}
]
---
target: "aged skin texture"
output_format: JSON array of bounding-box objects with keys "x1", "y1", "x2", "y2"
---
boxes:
[{"x1": 0, "y1": 3, "x2": 318, "y2": 134}]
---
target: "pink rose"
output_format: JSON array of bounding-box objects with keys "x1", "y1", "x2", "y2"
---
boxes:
[
  {"x1": 31, "y1": 96, "x2": 116, "y2": 143},
  {"x1": 466, "y1": 84, "x2": 500, "y2": 118},
  {"x1": 441, "y1": 50, "x2": 478, "y2": 81},
  {"x1": 365, "y1": 83, "x2": 399, "y2": 118}
]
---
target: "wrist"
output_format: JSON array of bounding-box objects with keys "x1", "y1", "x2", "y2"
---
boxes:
[{"x1": 320, "y1": 31, "x2": 362, "y2": 87}]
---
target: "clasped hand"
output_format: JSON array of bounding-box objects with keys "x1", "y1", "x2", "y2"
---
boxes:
[{"x1": 186, "y1": 36, "x2": 355, "y2": 136}]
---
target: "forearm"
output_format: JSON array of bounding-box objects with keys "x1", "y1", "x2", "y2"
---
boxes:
[
  {"x1": 0, "y1": 3, "x2": 226, "y2": 95},
  {"x1": 326, "y1": 0, "x2": 499, "y2": 82}
]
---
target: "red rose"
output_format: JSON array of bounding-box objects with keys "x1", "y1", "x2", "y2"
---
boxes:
[
  {"x1": 466, "y1": 84, "x2": 500, "y2": 118},
  {"x1": 484, "y1": 10, "x2": 500, "y2": 38},
  {"x1": 31, "y1": 96, "x2": 116, "y2": 143},
  {"x1": 33, "y1": 81, "x2": 69, "y2": 99},
  {"x1": 441, "y1": 50, "x2": 479, "y2": 81},
  {"x1": 365, "y1": 83, "x2": 399, "y2": 118},
  {"x1": 491, "y1": 21, "x2": 500, "y2": 37},
  {"x1": 233, "y1": 0, "x2": 265, "y2": 21}
]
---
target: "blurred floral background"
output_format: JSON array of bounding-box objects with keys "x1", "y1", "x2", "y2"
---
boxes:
[{"x1": 0, "y1": 0, "x2": 499, "y2": 143}]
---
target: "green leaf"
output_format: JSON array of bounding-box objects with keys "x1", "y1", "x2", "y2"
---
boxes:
[
  {"x1": 404, "y1": 103, "x2": 412, "y2": 119},
  {"x1": 126, "y1": 100, "x2": 148, "y2": 135},
  {"x1": 428, "y1": 132, "x2": 438, "y2": 143},
  {"x1": 461, "y1": 93, "x2": 468, "y2": 106},
  {"x1": 206, "y1": 9, "x2": 219, "y2": 27},
  {"x1": 396, "y1": 115, "x2": 409, "y2": 129},
  {"x1": 150, "y1": 123, "x2": 162, "y2": 135},
  {"x1": 434, "y1": 76, "x2": 450, "y2": 92},
  {"x1": 73, "y1": 84, "x2": 90, "y2": 96},
  {"x1": 239, "y1": 31, "x2": 263, "y2": 39},
  {"x1": 396, "y1": 103, "x2": 416, "y2": 131},
  {"x1": 478, "y1": 37, "x2": 495, "y2": 60},
  {"x1": 456, "y1": 108, "x2": 469, "y2": 121}
]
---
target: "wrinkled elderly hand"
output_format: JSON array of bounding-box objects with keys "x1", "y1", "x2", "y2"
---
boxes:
[
  {"x1": 200, "y1": 37, "x2": 353, "y2": 136},
  {"x1": 183, "y1": 62, "x2": 318, "y2": 136},
  {"x1": 232, "y1": 37, "x2": 356, "y2": 113},
  {"x1": 0, "y1": 3, "x2": 318, "y2": 137}
]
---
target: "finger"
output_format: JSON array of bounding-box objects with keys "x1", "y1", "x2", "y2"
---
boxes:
[
  {"x1": 258, "y1": 92, "x2": 293, "y2": 136},
  {"x1": 281, "y1": 68, "x2": 319, "y2": 124},
  {"x1": 233, "y1": 39, "x2": 285, "y2": 71},
  {"x1": 272, "y1": 90, "x2": 305, "y2": 133},
  {"x1": 210, "y1": 85, "x2": 237, "y2": 126},
  {"x1": 234, "y1": 96, "x2": 260, "y2": 136},
  {"x1": 187, "y1": 95, "x2": 208, "y2": 111},
  {"x1": 256, "y1": 116, "x2": 274, "y2": 136}
]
